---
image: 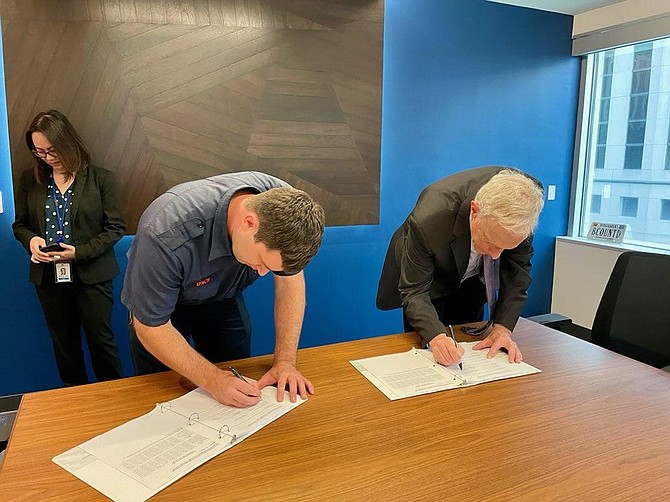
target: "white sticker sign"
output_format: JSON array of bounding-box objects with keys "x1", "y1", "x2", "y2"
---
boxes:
[{"x1": 587, "y1": 222, "x2": 626, "y2": 243}]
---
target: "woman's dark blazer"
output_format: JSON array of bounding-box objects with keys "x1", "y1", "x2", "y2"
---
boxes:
[{"x1": 12, "y1": 165, "x2": 126, "y2": 286}]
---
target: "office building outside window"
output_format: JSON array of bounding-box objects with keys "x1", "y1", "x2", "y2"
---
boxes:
[{"x1": 574, "y1": 37, "x2": 670, "y2": 247}]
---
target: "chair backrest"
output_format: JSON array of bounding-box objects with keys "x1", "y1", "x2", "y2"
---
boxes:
[{"x1": 590, "y1": 251, "x2": 670, "y2": 368}]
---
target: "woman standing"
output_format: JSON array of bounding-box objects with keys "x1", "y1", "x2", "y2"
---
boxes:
[{"x1": 12, "y1": 110, "x2": 126, "y2": 386}]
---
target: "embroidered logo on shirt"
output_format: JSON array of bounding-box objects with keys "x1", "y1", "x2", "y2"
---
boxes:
[{"x1": 196, "y1": 277, "x2": 211, "y2": 287}]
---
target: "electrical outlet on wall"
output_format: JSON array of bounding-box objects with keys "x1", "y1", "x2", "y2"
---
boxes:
[{"x1": 547, "y1": 185, "x2": 556, "y2": 201}]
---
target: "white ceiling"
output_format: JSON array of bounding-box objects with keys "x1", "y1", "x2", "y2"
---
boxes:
[{"x1": 487, "y1": 0, "x2": 626, "y2": 16}]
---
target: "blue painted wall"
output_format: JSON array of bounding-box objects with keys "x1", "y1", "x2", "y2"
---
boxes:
[{"x1": 0, "y1": 0, "x2": 579, "y2": 396}]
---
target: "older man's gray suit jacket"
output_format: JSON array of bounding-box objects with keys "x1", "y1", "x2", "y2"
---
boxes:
[{"x1": 376, "y1": 166, "x2": 538, "y2": 344}]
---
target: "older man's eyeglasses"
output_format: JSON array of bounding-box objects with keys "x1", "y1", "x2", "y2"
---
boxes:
[{"x1": 32, "y1": 148, "x2": 59, "y2": 160}]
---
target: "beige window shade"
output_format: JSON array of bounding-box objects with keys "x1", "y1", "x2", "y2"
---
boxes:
[{"x1": 573, "y1": 13, "x2": 670, "y2": 55}]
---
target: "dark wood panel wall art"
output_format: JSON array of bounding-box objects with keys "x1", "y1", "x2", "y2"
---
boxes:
[{"x1": 2, "y1": 0, "x2": 383, "y2": 232}]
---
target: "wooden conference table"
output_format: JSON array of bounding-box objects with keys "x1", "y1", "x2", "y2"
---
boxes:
[{"x1": 2, "y1": 318, "x2": 670, "y2": 501}]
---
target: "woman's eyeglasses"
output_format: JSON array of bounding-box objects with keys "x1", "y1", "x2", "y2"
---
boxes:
[{"x1": 32, "y1": 149, "x2": 59, "y2": 160}]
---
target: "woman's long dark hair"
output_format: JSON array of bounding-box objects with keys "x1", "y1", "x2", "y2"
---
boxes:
[{"x1": 25, "y1": 110, "x2": 90, "y2": 183}]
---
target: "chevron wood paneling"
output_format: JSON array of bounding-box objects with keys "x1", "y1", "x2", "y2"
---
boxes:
[{"x1": 3, "y1": 0, "x2": 383, "y2": 230}]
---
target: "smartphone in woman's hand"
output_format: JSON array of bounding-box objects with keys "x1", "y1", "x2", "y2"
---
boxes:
[{"x1": 40, "y1": 243, "x2": 65, "y2": 252}]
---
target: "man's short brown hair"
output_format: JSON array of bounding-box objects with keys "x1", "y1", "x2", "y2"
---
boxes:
[{"x1": 246, "y1": 187, "x2": 325, "y2": 273}]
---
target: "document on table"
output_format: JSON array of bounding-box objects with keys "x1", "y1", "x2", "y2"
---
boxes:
[
  {"x1": 53, "y1": 386, "x2": 305, "y2": 502},
  {"x1": 350, "y1": 342, "x2": 540, "y2": 400}
]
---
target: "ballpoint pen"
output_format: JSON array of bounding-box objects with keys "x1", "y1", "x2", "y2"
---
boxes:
[
  {"x1": 228, "y1": 366, "x2": 263, "y2": 400},
  {"x1": 228, "y1": 366, "x2": 248, "y2": 384},
  {"x1": 448, "y1": 325, "x2": 463, "y2": 370}
]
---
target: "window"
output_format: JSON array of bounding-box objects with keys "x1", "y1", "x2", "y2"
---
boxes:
[
  {"x1": 621, "y1": 197, "x2": 638, "y2": 217},
  {"x1": 591, "y1": 194, "x2": 602, "y2": 214},
  {"x1": 662, "y1": 200, "x2": 670, "y2": 221},
  {"x1": 623, "y1": 44, "x2": 651, "y2": 170},
  {"x1": 595, "y1": 51, "x2": 614, "y2": 170},
  {"x1": 573, "y1": 37, "x2": 670, "y2": 247}
]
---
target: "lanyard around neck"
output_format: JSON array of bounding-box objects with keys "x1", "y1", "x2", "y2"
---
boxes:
[{"x1": 50, "y1": 174, "x2": 73, "y2": 243}]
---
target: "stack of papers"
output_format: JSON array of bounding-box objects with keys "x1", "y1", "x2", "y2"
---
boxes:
[
  {"x1": 351, "y1": 342, "x2": 540, "y2": 400},
  {"x1": 53, "y1": 387, "x2": 304, "y2": 501}
]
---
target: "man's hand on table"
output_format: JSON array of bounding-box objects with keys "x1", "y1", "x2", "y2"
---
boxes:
[{"x1": 257, "y1": 361, "x2": 314, "y2": 403}]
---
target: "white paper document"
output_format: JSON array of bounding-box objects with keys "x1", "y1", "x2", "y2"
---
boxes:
[
  {"x1": 53, "y1": 386, "x2": 305, "y2": 502},
  {"x1": 350, "y1": 342, "x2": 540, "y2": 400}
]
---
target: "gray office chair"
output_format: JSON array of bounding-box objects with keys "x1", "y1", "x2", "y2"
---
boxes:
[{"x1": 590, "y1": 251, "x2": 670, "y2": 369}]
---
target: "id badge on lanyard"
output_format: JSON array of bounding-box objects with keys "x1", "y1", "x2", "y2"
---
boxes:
[
  {"x1": 50, "y1": 175, "x2": 74, "y2": 284},
  {"x1": 55, "y1": 262, "x2": 73, "y2": 283}
]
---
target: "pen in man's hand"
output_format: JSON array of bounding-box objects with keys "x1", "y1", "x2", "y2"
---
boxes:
[
  {"x1": 448, "y1": 325, "x2": 463, "y2": 370},
  {"x1": 228, "y1": 366, "x2": 248, "y2": 384},
  {"x1": 228, "y1": 366, "x2": 262, "y2": 400}
]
